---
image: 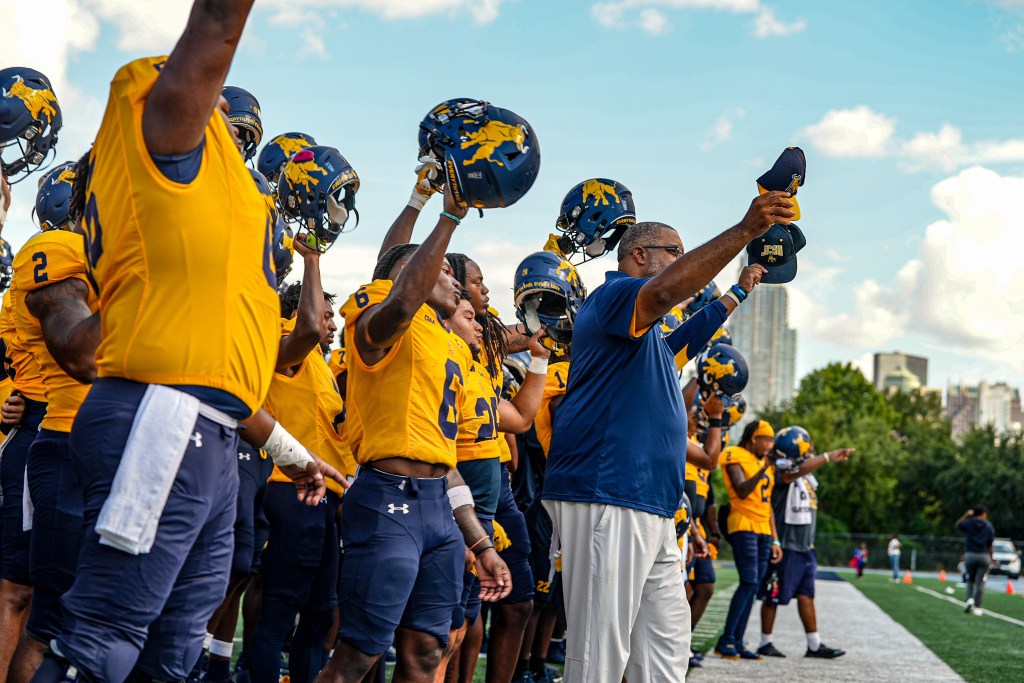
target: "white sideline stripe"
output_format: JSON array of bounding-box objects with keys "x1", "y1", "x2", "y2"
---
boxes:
[{"x1": 914, "y1": 586, "x2": 1024, "y2": 627}]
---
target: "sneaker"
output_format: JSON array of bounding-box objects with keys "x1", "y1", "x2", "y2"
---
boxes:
[
  {"x1": 514, "y1": 672, "x2": 535, "y2": 683},
  {"x1": 805, "y1": 644, "x2": 846, "y2": 659},
  {"x1": 736, "y1": 647, "x2": 764, "y2": 660},
  {"x1": 546, "y1": 639, "x2": 566, "y2": 665},
  {"x1": 756, "y1": 643, "x2": 786, "y2": 658},
  {"x1": 973, "y1": 607, "x2": 984, "y2": 616},
  {"x1": 534, "y1": 667, "x2": 563, "y2": 683},
  {"x1": 688, "y1": 656, "x2": 702, "y2": 668},
  {"x1": 714, "y1": 643, "x2": 741, "y2": 660},
  {"x1": 964, "y1": 598, "x2": 975, "y2": 613},
  {"x1": 692, "y1": 648, "x2": 705, "y2": 661}
]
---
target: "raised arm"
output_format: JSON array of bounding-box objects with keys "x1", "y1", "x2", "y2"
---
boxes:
[
  {"x1": 276, "y1": 242, "x2": 325, "y2": 372},
  {"x1": 26, "y1": 279, "x2": 99, "y2": 384},
  {"x1": 356, "y1": 187, "x2": 467, "y2": 361},
  {"x1": 634, "y1": 192, "x2": 793, "y2": 330},
  {"x1": 780, "y1": 447, "x2": 854, "y2": 484},
  {"x1": 142, "y1": 0, "x2": 256, "y2": 156},
  {"x1": 496, "y1": 330, "x2": 550, "y2": 433}
]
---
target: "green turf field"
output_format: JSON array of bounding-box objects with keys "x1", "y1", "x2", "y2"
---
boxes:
[{"x1": 847, "y1": 573, "x2": 1024, "y2": 683}]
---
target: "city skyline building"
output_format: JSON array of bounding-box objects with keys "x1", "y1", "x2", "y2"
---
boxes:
[{"x1": 729, "y1": 283, "x2": 797, "y2": 418}]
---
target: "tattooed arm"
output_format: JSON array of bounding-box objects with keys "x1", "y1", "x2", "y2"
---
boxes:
[{"x1": 26, "y1": 278, "x2": 99, "y2": 384}]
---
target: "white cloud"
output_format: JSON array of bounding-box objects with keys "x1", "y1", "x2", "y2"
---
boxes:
[
  {"x1": 802, "y1": 106, "x2": 897, "y2": 158},
  {"x1": 802, "y1": 107, "x2": 1024, "y2": 172},
  {"x1": 265, "y1": 0, "x2": 508, "y2": 25},
  {"x1": 790, "y1": 166, "x2": 1024, "y2": 372},
  {"x1": 751, "y1": 7, "x2": 806, "y2": 37},
  {"x1": 591, "y1": 0, "x2": 804, "y2": 37},
  {"x1": 700, "y1": 107, "x2": 745, "y2": 150}
]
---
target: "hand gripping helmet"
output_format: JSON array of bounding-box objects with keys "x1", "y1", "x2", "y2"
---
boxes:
[
  {"x1": 1, "y1": 67, "x2": 62, "y2": 180},
  {"x1": 773, "y1": 425, "x2": 813, "y2": 473},
  {"x1": 222, "y1": 86, "x2": 263, "y2": 161},
  {"x1": 513, "y1": 251, "x2": 585, "y2": 347},
  {"x1": 697, "y1": 343, "x2": 749, "y2": 399},
  {"x1": 0, "y1": 238, "x2": 13, "y2": 292},
  {"x1": 250, "y1": 169, "x2": 293, "y2": 284},
  {"x1": 277, "y1": 146, "x2": 359, "y2": 253},
  {"x1": 257, "y1": 132, "x2": 317, "y2": 186},
  {"x1": 418, "y1": 98, "x2": 540, "y2": 209},
  {"x1": 686, "y1": 281, "x2": 721, "y2": 317},
  {"x1": 555, "y1": 178, "x2": 636, "y2": 261},
  {"x1": 34, "y1": 161, "x2": 76, "y2": 230}
]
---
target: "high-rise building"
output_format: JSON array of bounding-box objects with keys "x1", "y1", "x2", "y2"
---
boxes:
[
  {"x1": 946, "y1": 381, "x2": 1023, "y2": 439},
  {"x1": 729, "y1": 283, "x2": 797, "y2": 416},
  {"x1": 873, "y1": 351, "x2": 928, "y2": 390}
]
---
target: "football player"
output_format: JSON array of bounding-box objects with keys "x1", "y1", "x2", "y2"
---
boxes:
[
  {"x1": 4, "y1": 161, "x2": 98, "y2": 681},
  {"x1": 715, "y1": 420, "x2": 782, "y2": 661},
  {"x1": 318, "y1": 185, "x2": 511, "y2": 683},
  {"x1": 36, "y1": 3, "x2": 341, "y2": 681}
]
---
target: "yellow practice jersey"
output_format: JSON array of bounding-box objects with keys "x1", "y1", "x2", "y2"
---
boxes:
[
  {"x1": 84, "y1": 56, "x2": 279, "y2": 415},
  {"x1": 264, "y1": 320, "x2": 355, "y2": 495},
  {"x1": 11, "y1": 231, "x2": 99, "y2": 431},
  {"x1": 685, "y1": 461, "x2": 711, "y2": 500},
  {"x1": 457, "y1": 356, "x2": 502, "y2": 463},
  {"x1": 0, "y1": 291, "x2": 47, "y2": 402},
  {"x1": 0, "y1": 377, "x2": 12, "y2": 407},
  {"x1": 327, "y1": 347, "x2": 346, "y2": 385},
  {"x1": 340, "y1": 280, "x2": 469, "y2": 468},
  {"x1": 722, "y1": 445, "x2": 775, "y2": 535},
  {"x1": 534, "y1": 361, "x2": 570, "y2": 457}
]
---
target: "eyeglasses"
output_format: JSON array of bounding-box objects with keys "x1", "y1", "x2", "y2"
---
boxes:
[{"x1": 642, "y1": 245, "x2": 683, "y2": 257}]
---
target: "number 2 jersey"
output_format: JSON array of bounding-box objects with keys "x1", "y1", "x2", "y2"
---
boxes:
[
  {"x1": 339, "y1": 279, "x2": 468, "y2": 469},
  {"x1": 10, "y1": 230, "x2": 99, "y2": 432},
  {"x1": 722, "y1": 445, "x2": 775, "y2": 535}
]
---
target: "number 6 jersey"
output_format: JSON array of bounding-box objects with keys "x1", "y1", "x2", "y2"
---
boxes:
[{"x1": 340, "y1": 279, "x2": 468, "y2": 468}]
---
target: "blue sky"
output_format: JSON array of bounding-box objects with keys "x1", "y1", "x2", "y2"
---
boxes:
[{"x1": 4, "y1": 0, "x2": 1024, "y2": 391}]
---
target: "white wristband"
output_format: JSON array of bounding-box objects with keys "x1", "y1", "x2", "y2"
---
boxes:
[
  {"x1": 262, "y1": 421, "x2": 314, "y2": 469},
  {"x1": 0, "y1": 208, "x2": 7, "y2": 227},
  {"x1": 721, "y1": 290, "x2": 740, "y2": 306},
  {"x1": 447, "y1": 484, "x2": 474, "y2": 510},
  {"x1": 407, "y1": 188, "x2": 431, "y2": 212},
  {"x1": 528, "y1": 356, "x2": 549, "y2": 375},
  {"x1": 824, "y1": 452, "x2": 831, "y2": 463}
]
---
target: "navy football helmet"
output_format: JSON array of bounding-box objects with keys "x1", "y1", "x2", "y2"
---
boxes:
[
  {"x1": 721, "y1": 393, "x2": 747, "y2": 428},
  {"x1": 502, "y1": 351, "x2": 531, "y2": 386},
  {"x1": 277, "y1": 146, "x2": 359, "y2": 253},
  {"x1": 257, "y1": 132, "x2": 317, "y2": 186},
  {"x1": 222, "y1": 86, "x2": 263, "y2": 161},
  {"x1": 418, "y1": 98, "x2": 540, "y2": 209},
  {"x1": 0, "y1": 238, "x2": 12, "y2": 292},
  {"x1": 697, "y1": 343, "x2": 749, "y2": 399},
  {"x1": 686, "y1": 281, "x2": 721, "y2": 316},
  {"x1": 250, "y1": 169, "x2": 293, "y2": 284},
  {"x1": 1, "y1": 67, "x2": 62, "y2": 181},
  {"x1": 773, "y1": 425, "x2": 813, "y2": 473},
  {"x1": 513, "y1": 251, "x2": 585, "y2": 346},
  {"x1": 555, "y1": 178, "x2": 636, "y2": 262},
  {"x1": 34, "y1": 161, "x2": 76, "y2": 230}
]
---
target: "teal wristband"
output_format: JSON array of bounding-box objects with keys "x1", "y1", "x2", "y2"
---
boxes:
[
  {"x1": 772, "y1": 539, "x2": 781, "y2": 546},
  {"x1": 730, "y1": 284, "x2": 748, "y2": 303},
  {"x1": 440, "y1": 211, "x2": 461, "y2": 225}
]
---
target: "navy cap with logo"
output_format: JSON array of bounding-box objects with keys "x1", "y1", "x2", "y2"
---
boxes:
[
  {"x1": 746, "y1": 223, "x2": 806, "y2": 284},
  {"x1": 757, "y1": 146, "x2": 805, "y2": 220}
]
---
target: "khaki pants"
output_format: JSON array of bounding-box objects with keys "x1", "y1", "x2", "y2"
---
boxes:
[{"x1": 544, "y1": 500, "x2": 690, "y2": 683}]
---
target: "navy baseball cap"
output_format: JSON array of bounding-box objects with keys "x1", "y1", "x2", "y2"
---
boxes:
[
  {"x1": 757, "y1": 147, "x2": 805, "y2": 221},
  {"x1": 746, "y1": 223, "x2": 806, "y2": 284}
]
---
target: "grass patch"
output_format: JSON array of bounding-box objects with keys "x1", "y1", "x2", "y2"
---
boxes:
[
  {"x1": 691, "y1": 566, "x2": 739, "y2": 655},
  {"x1": 847, "y1": 572, "x2": 1024, "y2": 683}
]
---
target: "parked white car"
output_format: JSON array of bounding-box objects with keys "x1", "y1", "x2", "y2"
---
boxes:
[{"x1": 991, "y1": 538, "x2": 1021, "y2": 580}]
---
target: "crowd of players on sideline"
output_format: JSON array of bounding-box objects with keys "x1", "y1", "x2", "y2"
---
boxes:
[{"x1": 0, "y1": 2, "x2": 859, "y2": 682}]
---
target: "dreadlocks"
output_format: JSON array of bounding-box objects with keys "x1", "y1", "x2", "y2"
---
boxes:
[
  {"x1": 445, "y1": 252, "x2": 509, "y2": 377},
  {"x1": 373, "y1": 243, "x2": 420, "y2": 281},
  {"x1": 69, "y1": 149, "x2": 91, "y2": 224}
]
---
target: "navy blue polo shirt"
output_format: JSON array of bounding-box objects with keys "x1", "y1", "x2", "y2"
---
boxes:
[{"x1": 543, "y1": 271, "x2": 726, "y2": 518}]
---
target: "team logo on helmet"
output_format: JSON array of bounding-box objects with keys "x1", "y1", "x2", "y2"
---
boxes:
[
  {"x1": 283, "y1": 152, "x2": 326, "y2": 195},
  {"x1": 2, "y1": 75, "x2": 57, "y2": 124},
  {"x1": 697, "y1": 344, "x2": 749, "y2": 398},
  {"x1": 702, "y1": 356, "x2": 736, "y2": 380},
  {"x1": 581, "y1": 179, "x2": 620, "y2": 207},
  {"x1": 460, "y1": 120, "x2": 528, "y2": 167},
  {"x1": 275, "y1": 135, "x2": 312, "y2": 160},
  {"x1": 51, "y1": 165, "x2": 75, "y2": 187}
]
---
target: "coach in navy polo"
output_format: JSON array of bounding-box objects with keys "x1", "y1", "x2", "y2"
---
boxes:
[{"x1": 542, "y1": 191, "x2": 791, "y2": 683}]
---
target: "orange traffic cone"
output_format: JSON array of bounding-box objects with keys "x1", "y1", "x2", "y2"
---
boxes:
[
  {"x1": 903, "y1": 570, "x2": 913, "y2": 584},
  {"x1": 939, "y1": 570, "x2": 947, "y2": 582},
  {"x1": 1007, "y1": 579, "x2": 1016, "y2": 596}
]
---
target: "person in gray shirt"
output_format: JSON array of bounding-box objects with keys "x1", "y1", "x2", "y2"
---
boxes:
[
  {"x1": 755, "y1": 426, "x2": 854, "y2": 659},
  {"x1": 956, "y1": 505, "x2": 995, "y2": 616}
]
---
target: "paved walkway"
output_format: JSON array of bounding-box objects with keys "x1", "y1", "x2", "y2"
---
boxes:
[{"x1": 688, "y1": 579, "x2": 964, "y2": 682}]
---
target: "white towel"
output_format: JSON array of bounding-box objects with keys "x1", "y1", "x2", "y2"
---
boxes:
[
  {"x1": 784, "y1": 475, "x2": 818, "y2": 526},
  {"x1": 96, "y1": 385, "x2": 200, "y2": 555},
  {"x1": 21, "y1": 464, "x2": 32, "y2": 532}
]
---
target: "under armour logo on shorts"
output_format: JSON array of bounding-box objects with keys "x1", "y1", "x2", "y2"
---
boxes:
[
  {"x1": 238, "y1": 451, "x2": 251, "y2": 460},
  {"x1": 190, "y1": 432, "x2": 203, "y2": 448},
  {"x1": 387, "y1": 503, "x2": 410, "y2": 515}
]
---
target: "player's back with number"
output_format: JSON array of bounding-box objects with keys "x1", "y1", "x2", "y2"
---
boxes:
[{"x1": 722, "y1": 444, "x2": 775, "y2": 535}]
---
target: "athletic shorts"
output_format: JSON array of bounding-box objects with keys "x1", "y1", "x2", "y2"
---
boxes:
[
  {"x1": 233, "y1": 442, "x2": 274, "y2": 575},
  {"x1": 526, "y1": 498, "x2": 561, "y2": 604},
  {"x1": 758, "y1": 548, "x2": 816, "y2": 604},
  {"x1": 689, "y1": 556, "x2": 716, "y2": 585},
  {"x1": 0, "y1": 397, "x2": 46, "y2": 585}
]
